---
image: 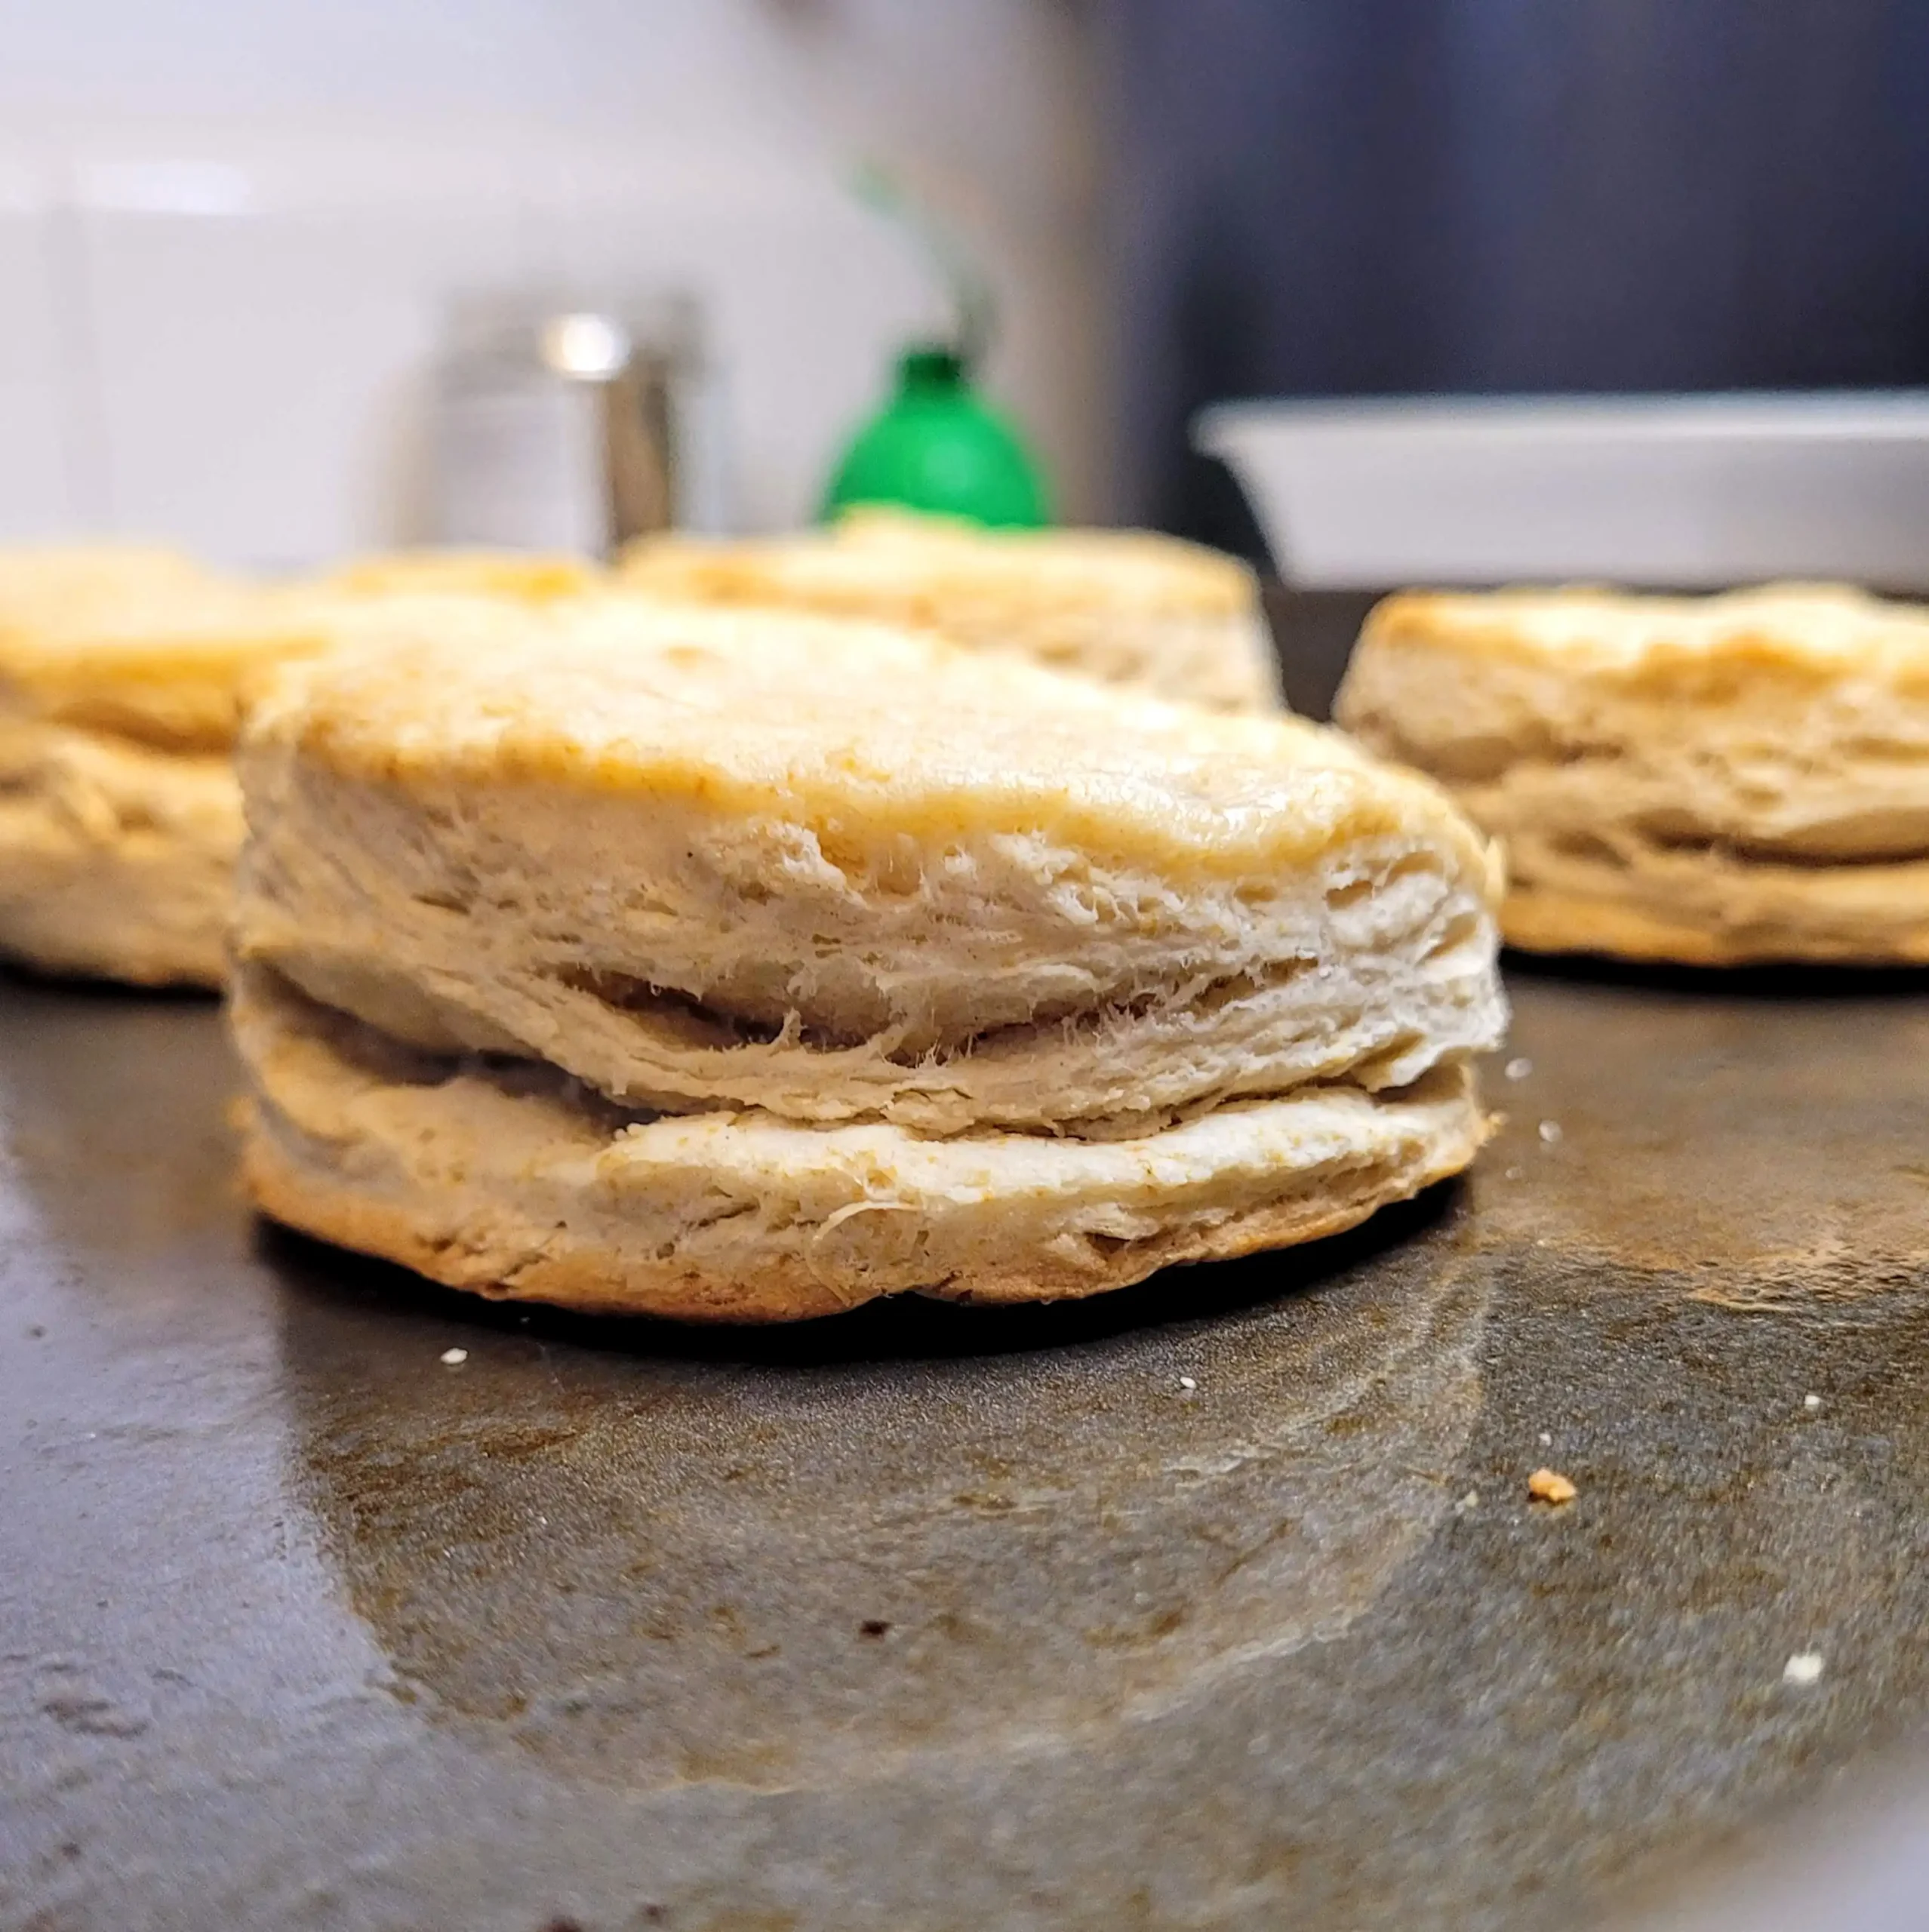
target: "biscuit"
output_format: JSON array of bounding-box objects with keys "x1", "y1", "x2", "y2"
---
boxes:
[
  {"x1": 0, "y1": 552, "x2": 542, "y2": 987},
  {"x1": 620, "y1": 509, "x2": 1281, "y2": 712},
  {"x1": 0, "y1": 554, "x2": 331, "y2": 985},
  {"x1": 0, "y1": 720, "x2": 239, "y2": 986},
  {"x1": 1334, "y1": 585, "x2": 1929, "y2": 965},
  {"x1": 232, "y1": 598, "x2": 1505, "y2": 1318},
  {"x1": 326, "y1": 549, "x2": 601, "y2": 602},
  {"x1": 237, "y1": 599, "x2": 1503, "y2": 1134}
]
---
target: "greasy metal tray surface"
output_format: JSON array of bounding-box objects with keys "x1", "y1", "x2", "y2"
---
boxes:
[{"x1": 2, "y1": 963, "x2": 1927, "y2": 1932}]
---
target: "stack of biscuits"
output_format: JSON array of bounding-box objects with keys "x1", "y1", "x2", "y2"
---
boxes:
[
  {"x1": 229, "y1": 597, "x2": 1506, "y2": 1321},
  {"x1": 0, "y1": 525, "x2": 1512, "y2": 1322}
]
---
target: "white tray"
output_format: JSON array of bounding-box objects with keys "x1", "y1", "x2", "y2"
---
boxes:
[{"x1": 1194, "y1": 392, "x2": 1929, "y2": 590}]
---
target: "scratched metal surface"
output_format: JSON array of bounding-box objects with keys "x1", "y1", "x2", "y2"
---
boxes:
[{"x1": 2, "y1": 958, "x2": 1927, "y2": 1932}]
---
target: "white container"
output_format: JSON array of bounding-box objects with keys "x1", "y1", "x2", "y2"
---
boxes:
[{"x1": 1195, "y1": 392, "x2": 1929, "y2": 590}]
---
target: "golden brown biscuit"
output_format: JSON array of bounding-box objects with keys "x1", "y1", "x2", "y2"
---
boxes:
[
  {"x1": 325, "y1": 549, "x2": 601, "y2": 603},
  {"x1": 0, "y1": 549, "x2": 555, "y2": 987},
  {"x1": 1335, "y1": 584, "x2": 1929, "y2": 965},
  {"x1": 0, "y1": 723, "x2": 239, "y2": 986},
  {"x1": 0, "y1": 553, "x2": 349, "y2": 985},
  {"x1": 620, "y1": 509, "x2": 1281, "y2": 712},
  {"x1": 232, "y1": 597, "x2": 1504, "y2": 1319}
]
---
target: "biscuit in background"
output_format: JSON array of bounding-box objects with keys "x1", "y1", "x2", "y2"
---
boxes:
[
  {"x1": 0, "y1": 552, "x2": 328, "y2": 987},
  {"x1": 1334, "y1": 583, "x2": 1929, "y2": 965},
  {"x1": 232, "y1": 598, "x2": 1504, "y2": 1321},
  {"x1": 0, "y1": 547, "x2": 555, "y2": 990},
  {"x1": 620, "y1": 508, "x2": 1282, "y2": 713},
  {"x1": 325, "y1": 549, "x2": 601, "y2": 602}
]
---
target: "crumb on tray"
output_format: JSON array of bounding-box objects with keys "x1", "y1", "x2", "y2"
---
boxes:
[{"x1": 1528, "y1": 1467, "x2": 1577, "y2": 1506}]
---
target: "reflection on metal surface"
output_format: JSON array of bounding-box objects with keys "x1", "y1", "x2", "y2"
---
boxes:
[
  {"x1": 1484, "y1": 968, "x2": 1929, "y2": 1304},
  {"x1": 278, "y1": 1212, "x2": 1489, "y2": 1787},
  {"x1": 540, "y1": 312, "x2": 631, "y2": 381}
]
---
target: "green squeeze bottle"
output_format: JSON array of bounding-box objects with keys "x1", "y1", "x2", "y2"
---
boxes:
[{"x1": 820, "y1": 167, "x2": 1050, "y2": 529}]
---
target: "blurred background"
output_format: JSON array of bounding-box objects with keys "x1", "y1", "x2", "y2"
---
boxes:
[
  {"x1": 5, "y1": 0, "x2": 1929, "y2": 568},
  {"x1": 0, "y1": 1, "x2": 1104, "y2": 560}
]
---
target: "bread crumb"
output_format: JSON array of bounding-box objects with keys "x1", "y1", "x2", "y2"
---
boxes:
[
  {"x1": 1803, "y1": 1393, "x2": 1822, "y2": 1411},
  {"x1": 439, "y1": 1347, "x2": 468, "y2": 1366},
  {"x1": 1528, "y1": 1467, "x2": 1577, "y2": 1505},
  {"x1": 1177, "y1": 1375, "x2": 1197, "y2": 1391},
  {"x1": 1537, "y1": 1430, "x2": 1552, "y2": 1447},
  {"x1": 1504, "y1": 1057, "x2": 1533, "y2": 1081},
  {"x1": 1454, "y1": 1489, "x2": 1479, "y2": 1514},
  {"x1": 1537, "y1": 1120, "x2": 1563, "y2": 1146},
  {"x1": 1783, "y1": 1651, "x2": 1824, "y2": 1685}
]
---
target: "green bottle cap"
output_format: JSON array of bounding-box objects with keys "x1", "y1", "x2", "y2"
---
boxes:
[{"x1": 820, "y1": 345, "x2": 1050, "y2": 530}]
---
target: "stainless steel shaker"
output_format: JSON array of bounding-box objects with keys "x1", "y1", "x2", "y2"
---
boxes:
[{"x1": 430, "y1": 291, "x2": 726, "y2": 554}]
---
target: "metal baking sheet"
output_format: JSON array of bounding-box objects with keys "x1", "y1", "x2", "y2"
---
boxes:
[{"x1": 2, "y1": 957, "x2": 1927, "y2": 1932}]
